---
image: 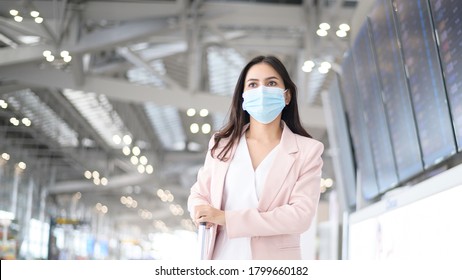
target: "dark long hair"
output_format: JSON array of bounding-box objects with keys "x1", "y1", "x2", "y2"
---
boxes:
[{"x1": 211, "y1": 55, "x2": 312, "y2": 161}]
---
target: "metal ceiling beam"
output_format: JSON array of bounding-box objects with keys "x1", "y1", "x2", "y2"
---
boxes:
[
  {"x1": 2, "y1": 63, "x2": 326, "y2": 128},
  {"x1": 47, "y1": 172, "x2": 154, "y2": 194},
  {"x1": 117, "y1": 47, "x2": 183, "y2": 90},
  {"x1": 0, "y1": 18, "x2": 175, "y2": 67},
  {"x1": 200, "y1": 2, "x2": 304, "y2": 28}
]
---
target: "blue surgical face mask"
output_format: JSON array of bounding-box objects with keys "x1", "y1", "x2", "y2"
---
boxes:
[{"x1": 242, "y1": 86, "x2": 286, "y2": 124}]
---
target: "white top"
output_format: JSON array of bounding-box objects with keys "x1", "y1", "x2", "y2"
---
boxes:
[{"x1": 212, "y1": 134, "x2": 279, "y2": 260}]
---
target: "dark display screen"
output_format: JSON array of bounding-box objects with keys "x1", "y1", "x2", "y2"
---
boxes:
[
  {"x1": 351, "y1": 24, "x2": 399, "y2": 193},
  {"x1": 429, "y1": 0, "x2": 462, "y2": 151},
  {"x1": 369, "y1": 0, "x2": 424, "y2": 181},
  {"x1": 340, "y1": 51, "x2": 380, "y2": 200},
  {"x1": 393, "y1": 0, "x2": 456, "y2": 167}
]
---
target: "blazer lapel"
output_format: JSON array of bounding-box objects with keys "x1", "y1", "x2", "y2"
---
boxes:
[{"x1": 258, "y1": 122, "x2": 298, "y2": 211}]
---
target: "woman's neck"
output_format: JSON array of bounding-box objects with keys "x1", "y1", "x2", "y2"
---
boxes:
[{"x1": 246, "y1": 119, "x2": 283, "y2": 143}]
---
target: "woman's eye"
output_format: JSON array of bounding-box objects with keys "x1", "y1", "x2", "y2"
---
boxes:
[
  {"x1": 248, "y1": 82, "x2": 257, "y2": 88},
  {"x1": 267, "y1": 81, "x2": 277, "y2": 86}
]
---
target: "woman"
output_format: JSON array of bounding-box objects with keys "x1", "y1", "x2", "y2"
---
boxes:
[{"x1": 188, "y1": 55, "x2": 324, "y2": 260}]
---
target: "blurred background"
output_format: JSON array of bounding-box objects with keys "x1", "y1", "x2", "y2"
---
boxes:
[{"x1": 1, "y1": 0, "x2": 461, "y2": 260}]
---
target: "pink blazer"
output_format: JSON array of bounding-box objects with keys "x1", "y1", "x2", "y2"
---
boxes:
[{"x1": 188, "y1": 122, "x2": 324, "y2": 260}]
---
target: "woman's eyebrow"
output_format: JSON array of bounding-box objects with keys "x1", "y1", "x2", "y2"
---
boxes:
[{"x1": 246, "y1": 76, "x2": 280, "y2": 82}]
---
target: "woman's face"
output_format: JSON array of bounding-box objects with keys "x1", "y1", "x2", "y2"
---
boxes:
[
  {"x1": 244, "y1": 63, "x2": 285, "y2": 91},
  {"x1": 244, "y1": 62, "x2": 291, "y2": 104}
]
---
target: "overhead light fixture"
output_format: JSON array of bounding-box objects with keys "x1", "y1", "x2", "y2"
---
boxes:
[
  {"x1": 9, "y1": 9, "x2": 19, "y2": 16},
  {"x1": 190, "y1": 123, "x2": 199, "y2": 134},
  {"x1": 30, "y1": 11, "x2": 40, "y2": 18},
  {"x1": 316, "y1": 29, "x2": 328, "y2": 37},
  {"x1": 1, "y1": 153, "x2": 10, "y2": 161},
  {"x1": 336, "y1": 30, "x2": 347, "y2": 38},
  {"x1": 201, "y1": 123, "x2": 211, "y2": 134},
  {"x1": 186, "y1": 108, "x2": 196, "y2": 117},
  {"x1": 17, "y1": 161, "x2": 27, "y2": 170},
  {"x1": 199, "y1": 109, "x2": 209, "y2": 117},
  {"x1": 339, "y1": 23, "x2": 351, "y2": 32},
  {"x1": 319, "y1": 23, "x2": 331, "y2": 30},
  {"x1": 42, "y1": 49, "x2": 72, "y2": 67},
  {"x1": 0, "y1": 99, "x2": 8, "y2": 109},
  {"x1": 302, "y1": 60, "x2": 315, "y2": 73}
]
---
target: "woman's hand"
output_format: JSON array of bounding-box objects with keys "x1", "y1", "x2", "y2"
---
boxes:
[{"x1": 194, "y1": 205, "x2": 226, "y2": 228}]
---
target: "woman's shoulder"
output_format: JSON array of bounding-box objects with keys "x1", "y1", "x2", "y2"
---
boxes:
[
  {"x1": 207, "y1": 132, "x2": 233, "y2": 150},
  {"x1": 293, "y1": 133, "x2": 324, "y2": 152}
]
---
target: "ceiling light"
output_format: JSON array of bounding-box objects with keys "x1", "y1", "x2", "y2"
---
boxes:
[
  {"x1": 30, "y1": 11, "x2": 40, "y2": 17},
  {"x1": 325, "y1": 178, "x2": 334, "y2": 187},
  {"x1": 112, "y1": 135, "x2": 121, "y2": 144},
  {"x1": 122, "y1": 146, "x2": 131, "y2": 155},
  {"x1": 132, "y1": 146, "x2": 141, "y2": 156},
  {"x1": 321, "y1": 62, "x2": 332, "y2": 69},
  {"x1": 137, "y1": 165, "x2": 145, "y2": 173},
  {"x1": 186, "y1": 108, "x2": 196, "y2": 117},
  {"x1": 139, "y1": 156, "x2": 148, "y2": 165},
  {"x1": 9, "y1": 10, "x2": 19, "y2": 16},
  {"x1": 93, "y1": 177, "x2": 100, "y2": 185},
  {"x1": 201, "y1": 123, "x2": 211, "y2": 134},
  {"x1": 336, "y1": 30, "x2": 347, "y2": 38},
  {"x1": 34, "y1": 17, "x2": 43, "y2": 24},
  {"x1": 190, "y1": 123, "x2": 199, "y2": 134},
  {"x1": 22, "y1": 118, "x2": 31, "y2": 126},
  {"x1": 339, "y1": 23, "x2": 351, "y2": 31},
  {"x1": 304, "y1": 60, "x2": 315, "y2": 68},
  {"x1": 14, "y1": 16, "x2": 23, "y2": 22},
  {"x1": 146, "y1": 164, "x2": 153, "y2": 174},
  {"x1": 60, "y1": 50, "x2": 69, "y2": 58},
  {"x1": 0, "y1": 100, "x2": 8, "y2": 109},
  {"x1": 10, "y1": 117, "x2": 19, "y2": 126},
  {"x1": 18, "y1": 162, "x2": 27, "y2": 170},
  {"x1": 92, "y1": 171, "x2": 99, "y2": 178},
  {"x1": 43, "y1": 50, "x2": 51, "y2": 57},
  {"x1": 1, "y1": 153, "x2": 10, "y2": 161},
  {"x1": 74, "y1": 192, "x2": 81, "y2": 199},
  {"x1": 316, "y1": 29, "x2": 328, "y2": 37},
  {"x1": 302, "y1": 65, "x2": 313, "y2": 73},
  {"x1": 318, "y1": 67, "x2": 329, "y2": 74},
  {"x1": 46, "y1": 55, "x2": 55, "y2": 62},
  {"x1": 130, "y1": 156, "x2": 139, "y2": 165},
  {"x1": 123, "y1": 135, "x2": 132, "y2": 145},
  {"x1": 199, "y1": 109, "x2": 209, "y2": 117},
  {"x1": 84, "y1": 171, "x2": 92, "y2": 179},
  {"x1": 101, "y1": 177, "x2": 108, "y2": 186},
  {"x1": 319, "y1": 23, "x2": 331, "y2": 30}
]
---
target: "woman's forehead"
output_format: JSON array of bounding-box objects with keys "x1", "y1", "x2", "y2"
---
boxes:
[{"x1": 245, "y1": 63, "x2": 280, "y2": 80}]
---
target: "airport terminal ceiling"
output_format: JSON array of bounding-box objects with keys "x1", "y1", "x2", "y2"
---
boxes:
[{"x1": 0, "y1": 0, "x2": 356, "y2": 235}]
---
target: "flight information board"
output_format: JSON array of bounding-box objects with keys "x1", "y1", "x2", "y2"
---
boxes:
[
  {"x1": 393, "y1": 0, "x2": 457, "y2": 168},
  {"x1": 429, "y1": 0, "x2": 462, "y2": 151},
  {"x1": 351, "y1": 24, "x2": 399, "y2": 194},
  {"x1": 368, "y1": 0, "x2": 424, "y2": 182},
  {"x1": 340, "y1": 51, "x2": 380, "y2": 200}
]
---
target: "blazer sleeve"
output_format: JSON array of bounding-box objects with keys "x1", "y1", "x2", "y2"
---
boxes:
[
  {"x1": 187, "y1": 135, "x2": 215, "y2": 219},
  {"x1": 225, "y1": 140, "x2": 323, "y2": 238}
]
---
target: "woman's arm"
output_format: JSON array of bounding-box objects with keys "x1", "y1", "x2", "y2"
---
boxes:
[{"x1": 187, "y1": 136, "x2": 216, "y2": 220}]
